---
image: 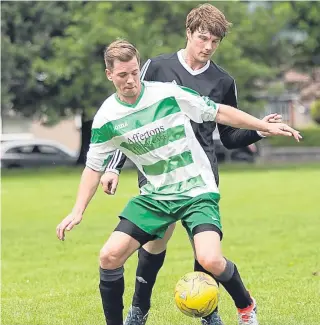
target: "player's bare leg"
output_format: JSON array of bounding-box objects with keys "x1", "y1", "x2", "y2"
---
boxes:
[
  {"x1": 187, "y1": 233, "x2": 224, "y2": 325},
  {"x1": 99, "y1": 230, "x2": 140, "y2": 325},
  {"x1": 194, "y1": 231, "x2": 258, "y2": 325}
]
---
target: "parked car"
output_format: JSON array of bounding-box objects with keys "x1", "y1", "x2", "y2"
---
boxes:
[
  {"x1": 1, "y1": 139, "x2": 78, "y2": 169},
  {"x1": 212, "y1": 129, "x2": 259, "y2": 163}
]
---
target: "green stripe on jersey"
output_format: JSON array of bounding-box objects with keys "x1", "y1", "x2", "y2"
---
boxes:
[
  {"x1": 202, "y1": 96, "x2": 219, "y2": 111},
  {"x1": 120, "y1": 125, "x2": 186, "y2": 155},
  {"x1": 179, "y1": 85, "x2": 200, "y2": 96},
  {"x1": 142, "y1": 174, "x2": 205, "y2": 195},
  {"x1": 179, "y1": 85, "x2": 218, "y2": 111},
  {"x1": 102, "y1": 155, "x2": 113, "y2": 168},
  {"x1": 142, "y1": 150, "x2": 193, "y2": 176},
  {"x1": 91, "y1": 97, "x2": 181, "y2": 144}
]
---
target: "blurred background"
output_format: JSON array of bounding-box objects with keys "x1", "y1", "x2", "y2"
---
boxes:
[
  {"x1": 1, "y1": 1, "x2": 320, "y2": 167},
  {"x1": 1, "y1": 2, "x2": 320, "y2": 325}
]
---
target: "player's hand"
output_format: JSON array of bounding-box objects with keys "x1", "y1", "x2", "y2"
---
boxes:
[
  {"x1": 56, "y1": 213, "x2": 83, "y2": 241},
  {"x1": 101, "y1": 172, "x2": 119, "y2": 195},
  {"x1": 263, "y1": 113, "x2": 282, "y2": 123},
  {"x1": 259, "y1": 113, "x2": 282, "y2": 137},
  {"x1": 266, "y1": 123, "x2": 302, "y2": 142}
]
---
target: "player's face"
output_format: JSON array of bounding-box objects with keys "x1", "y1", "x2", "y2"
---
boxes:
[
  {"x1": 106, "y1": 57, "x2": 141, "y2": 101},
  {"x1": 187, "y1": 29, "x2": 221, "y2": 63}
]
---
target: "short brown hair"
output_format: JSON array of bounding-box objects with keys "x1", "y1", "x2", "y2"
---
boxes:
[
  {"x1": 186, "y1": 4, "x2": 232, "y2": 39},
  {"x1": 104, "y1": 39, "x2": 140, "y2": 70}
]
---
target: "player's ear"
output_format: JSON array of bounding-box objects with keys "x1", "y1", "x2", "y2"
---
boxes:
[
  {"x1": 105, "y1": 69, "x2": 112, "y2": 81},
  {"x1": 186, "y1": 28, "x2": 192, "y2": 41}
]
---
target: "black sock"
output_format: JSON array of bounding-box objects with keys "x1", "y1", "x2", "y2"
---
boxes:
[
  {"x1": 194, "y1": 259, "x2": 220, "y2": 286},
  {"x1": 132, "y1": 247, "x2": 166, "y2": 315},
  {"x1": 99, "y1": 268, "x2": 125, "y2": 325},
  {"x1": 216, "y1": 260, "x2": 252, "y2": 309},
  {"x1": 194, "y1": 259, "x2": 219, "y2": 314}
]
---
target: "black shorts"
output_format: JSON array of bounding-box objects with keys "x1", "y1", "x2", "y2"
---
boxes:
[
  {"x1": 114, "y1": 218, "x2": 223, "y2": 246},
  {"x1": 114, "y1": 217, "x2": 157, "y2": 246},
  {"x1": 192, "y1": 223, "x2": 223, "y2": 240}
]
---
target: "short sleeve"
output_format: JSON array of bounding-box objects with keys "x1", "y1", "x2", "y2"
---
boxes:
[{"x1": 173, "y1": 85, "x2": 219, "y2": 123}]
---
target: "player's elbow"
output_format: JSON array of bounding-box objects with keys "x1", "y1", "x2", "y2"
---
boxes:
[
  {"x1": 215, "y1": 105, "x2": 234, "y2": 128},
  {"x1": 220, "y1": 138, "x2": 237, "y2": 149}
]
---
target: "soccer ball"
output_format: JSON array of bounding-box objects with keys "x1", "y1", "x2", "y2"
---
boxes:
[{"x1": 174, "y1": 271, "x2": 219, "y2": 318}]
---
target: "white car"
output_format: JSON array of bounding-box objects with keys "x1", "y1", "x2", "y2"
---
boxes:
[{"x1": 1, "y1": 139, "x2": 78, "y2": 169}]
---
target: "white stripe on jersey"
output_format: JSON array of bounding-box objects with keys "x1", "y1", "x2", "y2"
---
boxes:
[
  {"x1": 107, "y1": 150, "x2": 123, "y2": 169},
  {"x1": 234, "y1": 80, "x2": 238, "y2": 102},
  {"x1": 140, "y1": 59, "x2": 151, "y2": 81},
  {"x1": 106, "y1": 150, "x2": 117, "y2": 168},
  {"x1": 111, "y1": 150, "x2": 123, "y2": 169}
]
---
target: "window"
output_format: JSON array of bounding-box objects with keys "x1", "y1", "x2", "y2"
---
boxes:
[
  {"x1": 6, "y1": 145, "x2": 34, "y2": 154},
  {"x1": 38, "y1": 145, "x2": 59, "y2": 154},
  {"x1": 38, "y1": 145, "x2": 67, "y2": 157}
]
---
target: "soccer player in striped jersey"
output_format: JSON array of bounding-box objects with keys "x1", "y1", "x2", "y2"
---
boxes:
[
  {"x1": 101, "y1": 4, "x2": 282, "y2": 325},
  {"x1": 56, "y1": 40, "x2": 300, "y2": 325}
]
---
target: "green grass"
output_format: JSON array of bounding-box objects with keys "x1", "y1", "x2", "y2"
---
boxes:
[{"x1": 2, "y1": 164, "x2": 320, "y2": 325}]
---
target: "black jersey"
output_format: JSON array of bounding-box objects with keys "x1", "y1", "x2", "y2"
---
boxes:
[{"x1": 107, "y1": 51, "x2": 262, "y2": 187}]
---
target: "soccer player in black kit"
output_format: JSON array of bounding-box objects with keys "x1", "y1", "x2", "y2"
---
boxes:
[{"x1": 101, "y1": 4, "x2": 280, "y2": 325}]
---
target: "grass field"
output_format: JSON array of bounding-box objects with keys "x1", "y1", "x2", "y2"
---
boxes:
[{"x1": 2, "y1": 164, "x2": 320, "y2": 325}]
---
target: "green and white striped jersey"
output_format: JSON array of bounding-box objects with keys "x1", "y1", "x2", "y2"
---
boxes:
[{"x1": 87, "y1": 81, "x2": 220, "y2": 200}]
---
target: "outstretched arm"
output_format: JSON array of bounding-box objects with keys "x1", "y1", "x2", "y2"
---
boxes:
[
  {"x1": 174, "y1": 84, "x2": 301, "y2": 141},
  {"x1": 219, "y1": 114, "x2": 282, "y2": 149},
  {"x1": 218, "y1": 82, "x2": 282, "y2": 149},
  {"x1": 218, "y1": 81, "x2": 262, "y2": 149},
  {"x1": 216, "y1": 104, "x2": 301, "y2": 141}
]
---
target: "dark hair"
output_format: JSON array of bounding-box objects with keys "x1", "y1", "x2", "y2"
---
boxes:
[{"x1": 186, "y1": 4, "x2": 232, "y2": 39}]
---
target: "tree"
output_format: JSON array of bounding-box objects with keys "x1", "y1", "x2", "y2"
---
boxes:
[
  {"x1": 4, "y1": 2, "x2": 318, "y2": 163},
  {"x1": 1, "y1": 1, "x2": 81, "y2": 117},
  {"x1": 289, "y1": 1, "x2": 320, "y2": 69},
  {"x1": 33, "y1": 2, "x2": 199, "y2": 163}
]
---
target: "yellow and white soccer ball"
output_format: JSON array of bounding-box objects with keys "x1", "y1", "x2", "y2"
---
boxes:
[{"x1": 174, "y1": 271, "x2": 219, "y2": 318}]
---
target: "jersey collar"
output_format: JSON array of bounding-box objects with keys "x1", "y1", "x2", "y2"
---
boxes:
[
  {"x1": 177, "y1": 49, "x2": 210, "y2": 76},
  {"x1": 115, "y1": 82, "x2": 145, "y2": 108}
]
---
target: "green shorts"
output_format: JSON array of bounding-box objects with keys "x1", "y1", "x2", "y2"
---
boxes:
[{"x1": 120, "y1": 192, "x2": 221, "y2": 239}]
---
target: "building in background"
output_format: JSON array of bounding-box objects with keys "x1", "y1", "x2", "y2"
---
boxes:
[{"x1": 1, "y1": 112, "x2": 81, "y2": 152}]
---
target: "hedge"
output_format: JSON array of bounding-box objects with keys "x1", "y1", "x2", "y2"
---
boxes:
[
  {"x1": 311, "y1": 100, "x2": 320, "y2": 124},
  {"x1": 268, "y1": 127, "x2": 320, "y2": 147}
]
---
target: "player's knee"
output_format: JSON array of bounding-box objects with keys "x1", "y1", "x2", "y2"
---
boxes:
[
  {"x1": 143, "y1": 240, "x2": 166, "y2": 254},
  {"x1": 143, "y1": 223, "x2": 176, "y2": 254},
  {"x1": 99, "y1": 247, "x2": 123, "y2": 269},
  {"x1": 197, "y1": 254, "x2": 225, "y2": 276},
  {"x1": 164, "y1": 223, "x2": 176, "y2": 240},
  {"x1": 144, "y1": 236, "x2": 168, "y2": 254},
  {"x1": 167, "y1": 222, "x2": 176, "y2": 232}
]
